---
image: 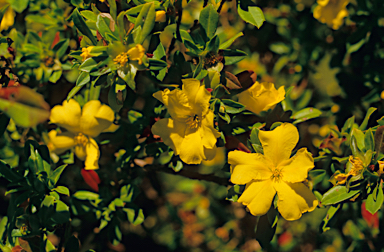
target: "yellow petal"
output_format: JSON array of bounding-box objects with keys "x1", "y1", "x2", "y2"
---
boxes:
[
  {"x1": 258, "y1": 123, "x2": 299, "y2": 167},
  {"x1": 199, "y1": 111, "x2": 220, "y2": 149},
  {"x1": 127, "y1": 44, "x2": 145, "y2": 65},
  {"x1": 0, "y1": 6, "x2": 14, "y2": 31},
  {"x1": 48, "y1": 130, "x2": 76, "y2": 154},
  {"x1": 84, "y1": 137, "x2": 100, "y2": 170},
  {"x1": 182, "y1": 79, "x2": 210, "y2": 116},
  {"x1": 154, "y1": 89, "x2": 192, "y2": 119},
  {"x1": 74, "y1": 145, "x2": 86, "y2": 161},
  {"x1": 80, "y1": 100, "x2": 114, "y2": 137},
  {"x1": 238, "y1": 180, "x2": 276, "y2": 216},
  {"x1": 204, "y1": 146, "x2": 217, "y2": 161},
  {"x1": 50, "y1": 99, "x2": 81, "y2": 133},
  {"x1": 229, "y1": 150, "x2": 272, "y2": 184},
  {"x1": 179, "y1": 128, "x2": 205, "y2": 164},
  {"x1": 280, "y1": 148, "x2": 314, "y2": 183},
  {"x1": 274, "y1": 181, "x2": 318, "y2": 221},
  {"x1": 237, "y1": 82, "x2": 285, "y2": 114},
  {"x1": 151, "y1": 118, "x2": 185, "y2": 156},
  {"x1": 155, "y1": 10, "x2": 166, "y2": 22}
]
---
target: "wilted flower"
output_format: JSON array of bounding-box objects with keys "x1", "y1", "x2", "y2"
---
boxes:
[
  {"x1": 237, "y1": 82, "x2": 285, "y2": 115},
  {"x1": 333, "y1": 156, "x2": 365, "y2": 184},
  {"x1": 80, "y1": 46, "x2": 94, "y2": 61},
  {"x1": 228, "y1": 123, "x2": 318, "y2": 221},
  {"x1": 151, "y1": 79, "x2": 221, "y2": 164},
  {"x1": 155, "y1": 10, "x2": 166, "y2": 22},
  {"x1": 313, "y1": 0, "x2": 349, "y2": 30},
  {"x1": 48, "y1": 99, "x2": 116, "y2": 170}
]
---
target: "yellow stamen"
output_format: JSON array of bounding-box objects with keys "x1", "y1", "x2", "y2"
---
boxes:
[
  {"x1": 113, "y1": 52, "x2": 129, "y2": 66},
  {"x1": 74, "y1": 133, "x2": 88, "y2": 146},
  {"x1": 271, "y1": 168, "x2": 282, "y2": 182},
  {"x1": 186, "y1": 115, "x2": 200, "y2": 129}
]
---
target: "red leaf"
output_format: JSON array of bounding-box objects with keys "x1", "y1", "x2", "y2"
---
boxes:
[
  {"x1": 361, "y1": 202, "x2": 379, "y2": 229},
  {"x1": 81, "y1": 169, "x2": 101, "y2": 192},
  {"x1": 51, "y1": 32, "x2": 60, "y2": 49}
]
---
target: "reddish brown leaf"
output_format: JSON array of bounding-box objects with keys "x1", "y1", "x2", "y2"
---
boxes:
[{"x1": 81, "y1": 169, "x2": 101, "y2": 192}]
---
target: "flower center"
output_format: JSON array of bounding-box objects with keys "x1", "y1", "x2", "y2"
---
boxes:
[
  {"x1": 270, "y1": 168, "x2": 283, "y2": 182},
  {"x1": 185, "y1": 114, "x2": 200, "y2": 129},
  {"x1": 113, "y1": 52, "x2": 129, "y2": 66},
  {"x1": 74, "y1": 133, "x2": 88, "y2": 146}
]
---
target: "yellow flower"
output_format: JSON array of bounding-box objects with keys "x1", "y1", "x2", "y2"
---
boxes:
[
  {"x1": 48, "y1": 99, "x2": 115, "y2": 170},
  {"x1": 228, "y1": 123, "x2": 318, "y2": 221},
  {"x1": 313, "y1": 0, "x2": 349, "y2": 30},
  {"x1": 127, "y1": 44, "x2": 145, "y2": 65},
  {"x1": 80, "y1": 46, "x2": 94, "y2": 61},
  {"x1": 0, "y1": 1, "x2": 15, "y2": 31},
  {"x1": 155, "y1": 10, "x2": 166, "y2": 22},
  {"x1": 151, "y1": 79, "x2": 221, "y2": 164},
  {"x1": 113, "y1": 44, "x2": 146, "y2": 66},
  {"x1": 237, "y1": 82, "x2": 285, "y2": 115}
]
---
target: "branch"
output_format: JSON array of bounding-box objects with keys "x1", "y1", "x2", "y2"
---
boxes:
[{"x1": 144, "y1": 165, "x2": 232, "y2": 186}]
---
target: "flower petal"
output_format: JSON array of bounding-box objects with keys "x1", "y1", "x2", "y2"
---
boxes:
[
  {"x1": 154, "y1": 89, "x2": 192, "y2": 119},
  {"x1": 80, "y1": 100, "x2": 114, "y2": 137},
  {"x1": 182, "y1": 79, "x2": 210, "y2": 115},
  {"x1": 84, "y1": 137, "x2": 100, "y2": 170},
  {"x1": 258, "y1": 123, "x2": 299, "y2": 167},
  {"x1": 74, "y1": 145, "x2": 86, "y2": 161},
  {"x1": 238, "y1": 180, "x2": 276, "y2": 216},
  {"x1": 199, "y1": 111, "x2": 220, "y2": 149},
  {"x1": 274, "y1": 182, "x2": 318, "y2": 221},
  {"x1": 280, "y1": 148, "x2": 314, "y2": 183},
  {"x1": 48, "y1": 130, "x2": 76, "y2": 154},
  {"x1": 228, "y1": 150, "x2": 272, "y2": 184},
  {"x1": 50, "y1": 99, "x2": 81, "y2": 133},
  {"x1": 151, "y1": 118, "x2": 185, "y2": 156},
  {"x1": 179, "y1": 128, "x2": 205, "y2": 164}
]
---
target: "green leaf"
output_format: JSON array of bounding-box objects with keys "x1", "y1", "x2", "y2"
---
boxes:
[
  {"x1": 351, "y1": 128, "x2": 365, "y2": 152},
  {"x1": 71, "y1": 8, "x2": 97, "y2": 45},
  {"x1": 81, "y1": 10, "x2": 98, "y2": 22},
  {"x1": 73, "y1": 191, "x2": 100, "y2": 201},
  {"x1": 184, "y1": 40, "x2": 203, "y2": 56},
  {"x1": 117, "y1": 64, "x2": 137, "y2": 90},
  {"x1": 365, "y1": 184, "x2": 383, "y2": 214},
  {"x1": 134, "y1": 2, "x2": 155, "y2": 44},
  {"x1": 53, "y1": 39, "x2": 69, "y2": 59},
  {"x1": 148, "y1": 59, "x2": 168, "y2": 71},
  {"x1": 237, "y1": 0, "x2": 265, "y2": 29},
  {"x1": 67, "y1": 86, "x2": 83, "y2": 100},
  {"x1": 49, "y1": 70, "x2": 62, "y2": 83},
  {"x1": 364, "y1": 128, "x2": 374, "y2": 151},
  {"x1": 0, "y1": 160, "x2": 22, "y2": 182},
  {"x1": 8, "y1": 0, "x2": 29, "y2": 13},
  {"x1": 290, "y1": 107, "x2": 322, "y2": 124},
  {"x1": 107, "y1": 0, "x2": 117, "y2": 21},
  {"x1": 222, "y1": 49, "x2": 247, "y2": 65},
  {"x1": 76, "y1": 71, "x2": 90, "y2": 87},
  {"x1": 124, "y1": 207, "x2": 144, "y2": 225},
  {"x1": 96, "y1": 14, "x2": 119, "y2": 41},
  {"x1": 219, "y1": 32, "x2": 243, "y2": 50},
  {"x1": 309, "y1": 169, "x2": 327, "y2": 186},
  {"x1": 255, "y1": 207, "x2": 277, "y2": 249},
  {"x1": 53, "y1": 186, "x2": 70, "y2": 196},
  {"x1": 359, "y1": 107, "x2": 376, "y2": 130},
  {"x1": 79, "y1": 57, "x2": 98, "y2": 72},
  {"x1": 321, "y1": 186, "x2": 359, "y2": 205},
  {"x1": 65, "y1": 236, "x2": 80, "y2": 252},
  {"x1": 221, "y1": 99, "x2": 245, "y2": 114},
  {"x1": 321, "y1": 205, "x2": 340, "y2": 232},
  {"x1": 49, "y1": 164, "x2": 67, "y2": 186},
  {"x1": 199, "y1": 4, "x2": 219, "y2": 39}
]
